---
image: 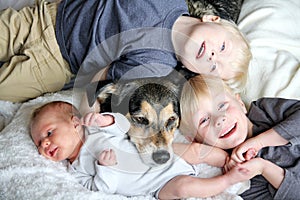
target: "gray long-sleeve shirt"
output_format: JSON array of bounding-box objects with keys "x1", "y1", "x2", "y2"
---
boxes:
[
  {"x1": 241, "y1": 97, "x2": 300, "y2": 200},
  {"x1": 55, "y1": 0, "x2": 189, "y2": 87}
]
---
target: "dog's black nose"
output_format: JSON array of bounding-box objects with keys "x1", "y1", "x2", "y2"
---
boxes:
[{"x1": 152, "y1": 150, "x2": 170, "y2": 164}]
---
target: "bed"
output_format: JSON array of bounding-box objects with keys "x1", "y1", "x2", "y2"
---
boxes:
[{"x1": 0, "y1": 0, "x2": 299, "y2": 199}]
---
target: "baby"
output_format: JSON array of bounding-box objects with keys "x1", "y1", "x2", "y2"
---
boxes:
[{"x1": 30, "y1": 101, "x2": 249, "y2": 199}]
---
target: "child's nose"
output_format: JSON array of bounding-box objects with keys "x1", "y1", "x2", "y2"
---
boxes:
[
  {"x1": 211, "y1": 51, "x2": 215, "y2": 57},
  {"x1": 215, "y1": 115, "x2": 226, "y2": 127},
  {"x1": 41, "y1": 139, "x2": 51, "y2": 148},
  {"x1": 208, "y1": 50, "x2": 217, "y2": 61}
]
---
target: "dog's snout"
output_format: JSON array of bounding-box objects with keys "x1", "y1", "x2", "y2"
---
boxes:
[{"x1": 152, "y1": 150, "x2": 170, "y2": 164}]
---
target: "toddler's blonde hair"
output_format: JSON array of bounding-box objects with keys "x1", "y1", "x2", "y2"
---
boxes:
[
  {"x1": 179, "y1": 74, "x2": 235, "y2": 139},
  {"x1": 217, "y1": 19, "x2": 252, "y2": 92}
]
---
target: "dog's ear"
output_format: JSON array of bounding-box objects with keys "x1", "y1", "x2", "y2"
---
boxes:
[
  {"x1": 163, "y1": 68, "x2": 191, "y2": 94},
  {"x1": 161, "y1": 80, "x2": 180, "y2": 96},
  {"x1": 110, "y1": 81, "x2": 141, "y2": 106},
  {"x1": 86, "y1": 80, "x2": 115, "y2": 107},
  {"x1": 175, "y1": 66, "x2": 198, "y2": 81},
  {"x1": 87, "y1": 79, "x2": 141, "y2": 113}
]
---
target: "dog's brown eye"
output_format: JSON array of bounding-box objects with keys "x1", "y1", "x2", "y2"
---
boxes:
[
  {"x1": 133, "y1": 116, "x2": 149, "y2": 125},
  {"x1": 166, "y1": 116, "x2": 177, "y2": 127},
  {"x1": 169, "y1": 116, "x2": 176, "y2": 121}
]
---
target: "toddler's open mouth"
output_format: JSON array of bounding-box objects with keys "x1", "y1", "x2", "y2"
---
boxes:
[{"x1": 219, "y1": 123, "x2": 237, "y2": 139}]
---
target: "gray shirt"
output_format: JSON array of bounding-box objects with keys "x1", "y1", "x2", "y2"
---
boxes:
[
  {"x1": 241, "y1": 98, "x2": 300, "y2": 200},
  {"x1": 55, "y1": 0, "x2": 189, "y2": 87}
]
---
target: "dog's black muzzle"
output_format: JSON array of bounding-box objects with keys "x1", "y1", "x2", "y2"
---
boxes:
[{"x1": 152, "y1": 150, "x2": 170, "y2": 165}]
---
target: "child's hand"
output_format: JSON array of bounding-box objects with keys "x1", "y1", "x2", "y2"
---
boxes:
[
  {"x1": 231, "y1": 137, "x2": 262, "y2": 163},
  {"x1": 98, "y1": 149, "x2": 118, "y2": 166},
  {"x1": 82, "y1": 112, "x2": 114, "y2": 127},
  {"x1": 225, "y1": 157, "x2": 264, "y2": 184},
  {"x1": 236, "y1": 158, "x2": 264, "y2": 178},
  {"x1": 224, "y1": 148, "x2": 260, "y2": 173},
  {"x1": 223, "y1": 156, "x2": 238, "y2": 173}
]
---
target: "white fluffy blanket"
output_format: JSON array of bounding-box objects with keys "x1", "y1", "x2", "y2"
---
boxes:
[
  {"x1": 0, "y1": 90, "x2": 248, "y2": 200},
  {"x1": 1, "y1": 0, "x2": 300, "y2": 199},
  {"x1": 238, "y1": 0, "x2": 300, "y2": 106}
]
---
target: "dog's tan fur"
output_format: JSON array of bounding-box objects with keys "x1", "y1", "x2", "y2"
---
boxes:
[
  {"x1": 87, "y1": 74, "x2": 184, "y2": 167},
  {"x1": 127, "y1": 101, "x2": 179, "y2": 166}
]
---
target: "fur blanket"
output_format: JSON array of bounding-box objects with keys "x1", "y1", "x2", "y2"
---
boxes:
[{"x1": 238, "y1": 0, "x2": 300, "y2": 106}]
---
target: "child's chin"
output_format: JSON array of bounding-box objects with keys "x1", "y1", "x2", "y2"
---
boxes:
[
  {"x1": 221, "y1": 138, "x2": 243, "y2": 150},
  {"x1": 230, "y1": 139, "x2": 244, "y2": 149}
]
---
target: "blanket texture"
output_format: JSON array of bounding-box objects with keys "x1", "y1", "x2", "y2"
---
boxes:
[
  {"x1": 238, "y1": 0, "x2": 300, "y2": 107},
  {"x1": 0, "y1": 90, "x2": 248, "y2": 200}
]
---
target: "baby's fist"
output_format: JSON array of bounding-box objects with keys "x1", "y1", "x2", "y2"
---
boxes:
[{"x1": 98, "y1": 149, "x2": 118, "y2": 166}]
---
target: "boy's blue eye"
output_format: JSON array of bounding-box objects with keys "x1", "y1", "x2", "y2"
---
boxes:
[
  {"x1": 220, "y1": 42, "x2": 225, "y2": 51},
  {"x1": 219, "y1": 103, "x2": 225, "y2": 110},
  {"x1": 218, "y1": 102, "x2": 228, "y2": 111},
  {"x1": 47, "y1": 131, "x2": 52, "y2": 137},
  {"x1": 200, "y1": 117, "x2": 209, "y2": 125}
]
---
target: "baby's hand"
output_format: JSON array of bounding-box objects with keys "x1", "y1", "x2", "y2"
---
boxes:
[
  {"x1": 82, "y1": 112, "x2": 114, "y2": 127},
  {"x1": 98, "y1": 149, "x2": 118, "y2": 166}
]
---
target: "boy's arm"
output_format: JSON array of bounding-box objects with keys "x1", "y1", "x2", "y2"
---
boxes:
[
  {"x1": 256, "y1": 128, "x2": 289, "y2": 147},
  {"x1": 235, "y1": 157, "x2": 285, "y2": 189},
  {"x1": 260, "y1": 159, "x2": 285, "y2": 189},
  {"x1": 173, "y1": 142, "x2": 228, "y2": 167},
  {"x1": 232, "y1": 98, "x2": 300, "y2": 163},
  {"x1": 249, "y1": 98, "x2": 300, "y2": 144},
  {"x1": 231, "y1": 128, "x2": 288, "y2": 162},
  {"x1": 159, "y1": 165, "x2": 249, "y2": 199}
]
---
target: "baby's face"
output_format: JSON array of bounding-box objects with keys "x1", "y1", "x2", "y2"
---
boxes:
[
  {"x1": 179, "y1": 22, "x2": 242, "y2": 80},
  {"x1": 31, "y1": 108, "x2": 82, "y2": 162},
  {"x1": 191, "y1": 91, "x2": 249, "y2": 149}
]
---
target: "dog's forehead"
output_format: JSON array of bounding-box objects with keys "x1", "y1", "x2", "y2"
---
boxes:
[
  {"x1": 95, "y1": 76, "x2": 183, "y2": 115},
  {"x1": 123, "y1": 77, "x2": 177, "y2": 89},
  {"x1": 138, "y1": 82, "x2": 178, "y2": 100},
  {"x1": 140, "y1": 101, "x2": 177, "y2": 119},
  {"x1": 159, "y1": 103, "x2": 177, "y2": 118}
]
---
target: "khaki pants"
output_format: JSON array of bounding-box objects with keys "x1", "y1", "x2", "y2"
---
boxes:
[{"x1": 0, "y1": 0, "x2": 73, "y2": 102}]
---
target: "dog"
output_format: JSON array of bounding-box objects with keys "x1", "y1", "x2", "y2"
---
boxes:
[
  {"x1": 85, "y1": 69, "x2": 189, "y2": 167},
  {"x1": 186, "y1": 0, "x2": 244, "y2": 23}
]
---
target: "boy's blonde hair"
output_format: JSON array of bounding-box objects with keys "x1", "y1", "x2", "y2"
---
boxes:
[
  {"x1": 217, "y1": 19, "x2": 252, "y2": 93},
  {"x1": 179, "y1": 74, "x2": 235, "y2": 138}
]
